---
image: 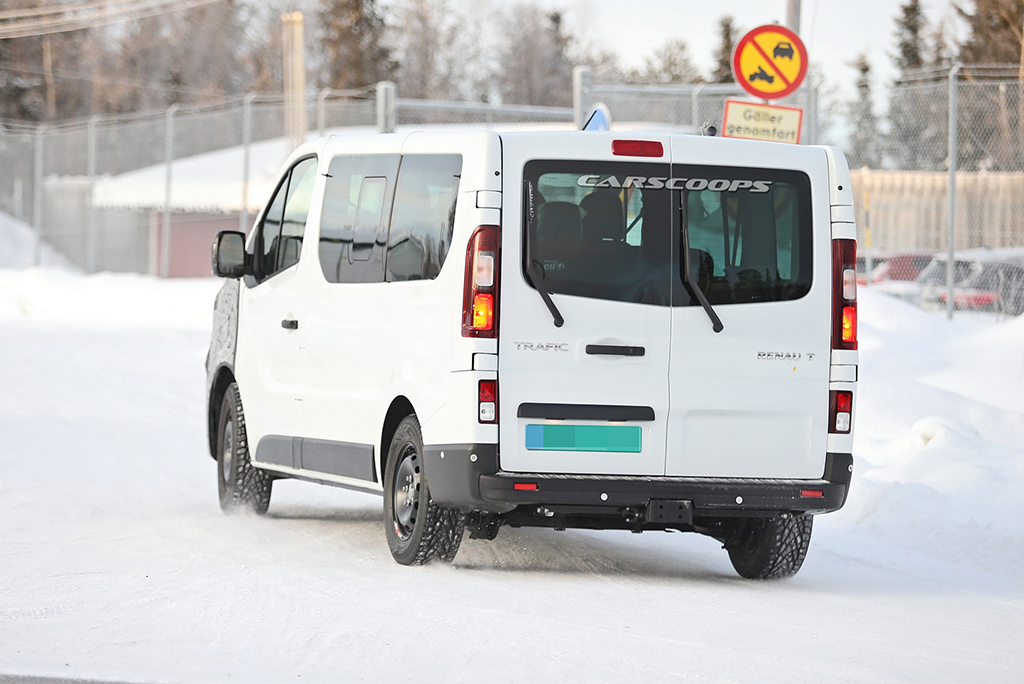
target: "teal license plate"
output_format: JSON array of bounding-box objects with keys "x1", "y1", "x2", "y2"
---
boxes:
[{"x1": 524, "y1": 424, "x2": 642, "y2": 453}]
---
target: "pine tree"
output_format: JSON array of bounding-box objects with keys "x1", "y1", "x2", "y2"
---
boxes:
[
  {"x1": 893, "y1": 0, "x2": 926, "y2": 72},
  {"x1": 887, "y1": 0, "x2": 939, "y2": 170},
  {"x1": 955, "y1": 0, "x2": 1024, "y2": 65},
  {"x1": 319, "y1": 0, "x2": 397, "y2": 90},
  {"x1": 711, "y1": 16, "x2": 737, "y2": 83},
  {"x1": 847, "y1": 54, "x2": 882, "y2": 168}
]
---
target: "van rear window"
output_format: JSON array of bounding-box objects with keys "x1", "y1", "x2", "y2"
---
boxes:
[{"x1": 523, "y1": 161, "x2": 812, "y2": 307}]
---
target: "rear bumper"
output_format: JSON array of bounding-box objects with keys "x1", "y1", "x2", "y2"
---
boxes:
[{"x1": 423, "y1": 444, "x2": 852, "y2": 517}]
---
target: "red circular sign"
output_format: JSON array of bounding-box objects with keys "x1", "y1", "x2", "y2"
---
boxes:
[{"x1": 732, "y1": 25, "x2": 808, "y2": 100}]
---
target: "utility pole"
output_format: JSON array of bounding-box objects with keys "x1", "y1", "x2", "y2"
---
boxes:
[
  {"x1": 283, "y1": 11, "x2": 307, "y2": 152},
  {"x1": 786, "y1": 0, "x2": 801, "y2": 34}
]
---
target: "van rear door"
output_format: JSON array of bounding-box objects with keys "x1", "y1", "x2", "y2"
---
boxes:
[
  {"x1": 497, "y1": 135, "x2": 673, "y2": 476},
  {"x1": 665, "y1": 139, "x2": 833, "y2": 478}
]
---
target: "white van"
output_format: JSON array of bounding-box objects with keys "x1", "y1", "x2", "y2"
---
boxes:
[{"x1": 206, "y1": 130, "x2": 858, "y2": 579}]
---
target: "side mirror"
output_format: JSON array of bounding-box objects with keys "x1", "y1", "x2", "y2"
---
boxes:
[{"x1": 211, "y1": 231, "x2": 247, "y2": 278}]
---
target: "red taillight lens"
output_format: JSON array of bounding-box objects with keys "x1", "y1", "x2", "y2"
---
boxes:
[
  {"x1": 463, "y1": 225, "x2": 500, "y2": 338},
  {"x1": 472, "y1": 294, "x2": 494, "y2": 330},
  {"x1": 800, "y1": 490, "x2": 824, "y2": 498},
  {"x1": 830, "y1": 390, "x2": 853, "y2": 433},
  {"x1": 478, "y1": 379, "x2": 497, "y2": 423},
  {"x1": 833, "y1": 239, "x2": 858, "y2": 350},
  {"x1": 612, "y1": 139, "x2": 664, "y2": 157},
  {"x1": 842, "y1": 305, "x2": 857, "y2": 344},
  {"x1": 513, "y1": 482, "x2": 538, "y2": 491}
]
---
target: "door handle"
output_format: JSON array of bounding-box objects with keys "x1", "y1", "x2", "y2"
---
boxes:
[
  {"x1": 281, "y1": 319, "x2": 299, "y2": 330},
  {"x1": 586, "y1": 344, "x2": 645, "y2": 357}
]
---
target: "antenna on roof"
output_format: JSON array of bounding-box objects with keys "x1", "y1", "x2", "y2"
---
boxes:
[{"x1": 582, "y1": 103, "x2": 611, "y2": 131}]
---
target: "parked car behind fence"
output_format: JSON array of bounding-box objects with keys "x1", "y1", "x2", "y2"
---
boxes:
[{"x1": 919, "y1": 249, "x2": 1024, "y2": 316}]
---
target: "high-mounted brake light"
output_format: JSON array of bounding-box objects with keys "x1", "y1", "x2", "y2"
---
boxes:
[
  {"x1": 832, "y1": 239, "x2": 858, "y2": 350},
  {"x1": 830, "y1": 390, "x2": 853, "y2": 433},
  {"x1": 478, "y1": 379, "x2": 497, "y2": 423},
  {"x1": 462, "y1": 226, "x2": 500, "y2": 338},
  {"x1": 612, "y1": 140, "x2": 664, "y2": 157}
]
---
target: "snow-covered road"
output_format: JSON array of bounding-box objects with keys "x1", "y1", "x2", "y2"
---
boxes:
[{"x1": 1, "y1": 270, "x2": 1022, "y2": 683}]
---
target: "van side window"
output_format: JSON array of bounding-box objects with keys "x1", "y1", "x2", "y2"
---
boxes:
[
  {"x1": 386, "y1": 154, "x2": 462, "y2": 282},
  {"x1": 318, "y1": 155, "x2": 400, "y2": 283},
  {"x1": 254, "y1": 155, "x2": 318, "y2": 283}
]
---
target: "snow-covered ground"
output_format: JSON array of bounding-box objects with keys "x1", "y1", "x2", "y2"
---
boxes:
[{"x1": 1, "y1": 267, "x2": 1022, "y2": 683}]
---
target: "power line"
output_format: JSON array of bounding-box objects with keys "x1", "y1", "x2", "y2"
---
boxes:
[{"x1": 0, "y1": 0, "x2": 224, "y2": 40}]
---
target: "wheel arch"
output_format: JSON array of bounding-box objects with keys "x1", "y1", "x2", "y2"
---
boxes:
[
  {"x1": 208, "y1": 364, "x2": 236, "y2": 459},
  {"x1": 380, "y1": 396, "x2": 416, "y2": 481}
]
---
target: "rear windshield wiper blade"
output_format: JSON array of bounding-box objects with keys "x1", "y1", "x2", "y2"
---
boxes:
[
  {"x1": 528, "y1": 260, "x2": 565, "y2": 328},
  {"x1": 680, "y1": 195, "x2": 724, "y2": 333}
]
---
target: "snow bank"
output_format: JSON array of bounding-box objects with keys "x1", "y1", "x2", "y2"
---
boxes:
[
  {"x1": 0, "y1": 210, "x2": 72, "y2": 268},
  {"x1": 0, "y1": 268, "x2": 221, "y2": 330}
]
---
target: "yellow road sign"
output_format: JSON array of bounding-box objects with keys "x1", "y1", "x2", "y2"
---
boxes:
[{"x1": 732, "y1": 25, "x2": 808, "y2": 100}]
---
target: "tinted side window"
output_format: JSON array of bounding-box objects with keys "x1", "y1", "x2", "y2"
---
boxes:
[
  {"x1": 319, "y1": 155, "x2": 400, "y2": 284},
  {"x1": 255, "y1": 155, "x2": 317, "y2": 283},
  {"x1": 386, "y1": 154, "x2": 462, "y2": 282}
]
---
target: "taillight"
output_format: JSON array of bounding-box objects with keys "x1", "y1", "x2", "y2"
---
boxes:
[
  {"x1": 463, "y1": 226, "x2": 500, "y2": 338},
  {"x1": 832, "y1": 239, "x2": 857, "y2": 350},
  {"x1": 830, "y1": 390, "x2": 853, "y2": 433},
  {"x1": 478, "y1": 379, "x2": 497, "y2": 423}
]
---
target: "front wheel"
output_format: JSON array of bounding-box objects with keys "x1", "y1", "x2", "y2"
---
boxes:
[
  {"x1": 216, "y1": 382, "x2": 273, "y2": 515},
  {"x1": 726, "y1": 514, "x2": 813, "y2": 579},
  {"x1": 383, "y1": 415, "x2": 464, "y2": 565}
]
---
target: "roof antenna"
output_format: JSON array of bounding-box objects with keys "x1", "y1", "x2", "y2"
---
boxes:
[{"x1": 582, "y1": 103, "x2": 612, "y2": 131}]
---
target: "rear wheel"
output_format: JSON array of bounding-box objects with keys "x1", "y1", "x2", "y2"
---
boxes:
[
  {"x1": 216, "y1": 382, "x2": 273, "y2": 515},
  {"x1": 726, "y1": 514, "x2": 813, "y2": 579},
  {"x1": 383, "y1": 415, "x2": 464, "y2": 565}
]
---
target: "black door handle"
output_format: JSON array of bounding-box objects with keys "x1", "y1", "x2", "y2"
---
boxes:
[
  {"x1": 281, "y1": 319, "x2": 299, "y2": 330},
  {"x1": 586, "y1": 344, "x2": 645, "y2": 357}
]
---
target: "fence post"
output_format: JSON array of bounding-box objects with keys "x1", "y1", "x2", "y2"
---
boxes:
[
  {"x1": 573, "y1": 66, "x2": 593, "y2": 129},
  {"x1": 691, "y1": 83, "x2": 704, "y2": 130},
  {"x1": 86, "y1": 115, "x2": 98, "y2": 273},
  {"x1": 241, "y1": 93, "x2": 254, "y2": 232},
  {"x1": 946, "y1": 64, "x2": 961, "y2": 320},
  {"x1": 317, "y1": 88, "x2": 330, "y2": 137},
  {"x1": 376, "y1": 81, "x2": 396, "y2": 133},
  {"x1": 161, "y1": 104, "x2": 178, "y2": 279},
  {"x1": 32, "y1": 124, "x2": 44, "y2": 266}
]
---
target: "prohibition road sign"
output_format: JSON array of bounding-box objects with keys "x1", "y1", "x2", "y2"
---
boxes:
[{"x1": 732, "y1": 24, "x2": 808, "y2": 100}]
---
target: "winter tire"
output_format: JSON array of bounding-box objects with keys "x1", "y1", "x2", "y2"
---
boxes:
[
  {"x1": 727, "y1": 514, "x2": 813, "y2": 579},
  {"x1": 383, "y1": 415, "x2": 465, "y2": 565},
  {"x1": 217, "y1": 382, "x2": 273, "y2": 515}
]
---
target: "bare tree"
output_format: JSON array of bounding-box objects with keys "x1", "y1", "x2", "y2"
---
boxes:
[
  {"x1": 630, "y1": 38, "x2": 701, "y2": 84},
  {"x1": 498, "y1": 4, "x2": 573, "y2": 106}
]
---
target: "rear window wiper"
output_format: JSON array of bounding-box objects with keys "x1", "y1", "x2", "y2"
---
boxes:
[
  {"x1": 680, "y1": 195, "x2": 724, "y2": 333},
  {"x1": 528, "y1": 260, "x2": 565, "y2": 328}
]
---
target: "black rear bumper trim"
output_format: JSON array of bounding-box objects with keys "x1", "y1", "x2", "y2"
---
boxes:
[{"x1": 423, "y1": 444, "x2": 852, "y2": 516}]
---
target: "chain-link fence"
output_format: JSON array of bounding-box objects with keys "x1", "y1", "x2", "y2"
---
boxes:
[
  {"x1": 4, "y1": 63, "x2": 1024, "y2": 313},
  {"x1": 572, "y1": 66, "x2": 820, "y2": 142},
  {"x1": 851, "y1": 65, "x2": 1024, "y2": 317},
  {"x1": 0, "y1": 88, "x2": 570, "y2": 276}
]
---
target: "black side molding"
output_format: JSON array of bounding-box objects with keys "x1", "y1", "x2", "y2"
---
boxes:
[
  {"x1": 586, "y1": 344, "x2": 645, "y2": 357},
  {"x1": 517, "y1": 403, "x2": 655, "y2": 421}
]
